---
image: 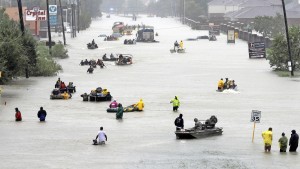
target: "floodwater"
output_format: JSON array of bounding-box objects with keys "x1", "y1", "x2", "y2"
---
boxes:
[{"x1": 1, "y1": 15, "x2": 300, "y2": 169}]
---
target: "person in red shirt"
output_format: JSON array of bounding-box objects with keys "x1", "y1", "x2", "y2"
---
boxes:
[{"x1": 15, "y1": 108, "x2": 22, "y2": 121}]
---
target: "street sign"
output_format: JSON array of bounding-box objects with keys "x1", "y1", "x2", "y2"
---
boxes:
[
  {"x1": 227, "y1": 29, "x2": 235, "y2": 43},
  {"x1": 49, "y1": 5, "x2": 57, "y2": 15},
  {"x1": 49, "y1": 15, "x2": 57, "y2": 26},
  {"x1": 248, "y1": 42, "x2": 266, "y2": 59},
  {"x1": 251, "y1": 110, "x2": 261, "y2": 123}
]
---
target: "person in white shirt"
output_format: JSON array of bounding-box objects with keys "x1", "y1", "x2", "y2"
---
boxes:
[{"x1": 95, "y1": 127, "x2": 107, "y2": 145}]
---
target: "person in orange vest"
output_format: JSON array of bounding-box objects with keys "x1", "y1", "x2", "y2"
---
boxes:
[{"x1": 15, "y1": 108, "x2": 22, "y2": 121}]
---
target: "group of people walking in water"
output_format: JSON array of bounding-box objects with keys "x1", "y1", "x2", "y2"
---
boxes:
[
  {"x1": 262, "y1": 127, "x2": 299, "y2": 152},
  {"x1": 217, "y1": 78, "x2": 237, "y2": 91},
  {"x1": 15, "y1": 107, "x2": 47, "y2": 122}
]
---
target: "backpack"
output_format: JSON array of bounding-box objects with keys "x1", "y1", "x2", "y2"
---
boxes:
[{"x1": 175, "y1": 118, "x2": 181, "y2": 126}]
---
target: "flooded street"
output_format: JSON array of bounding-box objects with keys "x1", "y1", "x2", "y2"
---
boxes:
[{"x1": 1, "y1": 15, "x2": 300, "y2": 169}]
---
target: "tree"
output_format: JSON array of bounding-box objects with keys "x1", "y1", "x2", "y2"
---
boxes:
[
  {"x1": 253, "y1": 14, "x2": 284, "y2": 38},
  {"x1": 267, "y1": 26, "x2": 300, "y2": 71}
]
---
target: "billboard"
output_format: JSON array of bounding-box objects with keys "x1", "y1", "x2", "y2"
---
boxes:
[{"x1": 25, "y1": 9, "x2": 47, "y2": 21}]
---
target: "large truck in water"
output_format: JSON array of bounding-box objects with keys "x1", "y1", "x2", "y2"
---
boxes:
[{"x1": 136, "y1": 26, "x2": 157, "y2": 42}]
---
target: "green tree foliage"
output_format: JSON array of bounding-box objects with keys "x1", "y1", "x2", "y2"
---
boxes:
[
  {"x1": 0, "y1": 9, "x2": 63, "y2": 84},
  {"x1": 34, "y1": 44, "x2": 62, "y2": 76},
  {"x1": 253, "y1": 14, "x2": 284, "y2": 37},
  {"x1": 267, "y1": 26, "x2": 300, "y2": 71},
  {"x1": 51, "y1": 43, "x2": 69, "y2": 59}
]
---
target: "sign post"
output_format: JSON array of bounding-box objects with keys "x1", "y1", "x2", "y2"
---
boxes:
[
  {"x1": 251, "y1": 110, "x2": 261, "y2": 143},
  {"x1": 33, "y1": 7, "x2": 39, "y2": 36}
]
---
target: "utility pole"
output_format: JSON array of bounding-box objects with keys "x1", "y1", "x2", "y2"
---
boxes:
[
  {"x1": 281, "y1": 0, "x2": 294, "y2": 76},
  {"x1": 59, "y1": 0, "x2": 66, "y2": 45},
  {"x1": 77, "y1": 0, "x2": 80, "y2": 33},
  {"x1": 183, "y1": 0, "x2": 185, "y2": 24},
  {"x1": 46, "y1": 0, "x2": 52, "y2": 54},
  {"x1": 16, "y1": 0, "x2": 25, "y2": 35}
]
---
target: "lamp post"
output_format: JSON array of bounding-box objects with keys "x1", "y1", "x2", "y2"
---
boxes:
[{"x1": 281, "y1": 0, "x2": 294, "y2": 76}]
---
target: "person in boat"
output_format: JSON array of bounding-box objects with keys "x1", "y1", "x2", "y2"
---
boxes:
[
  {"x1": 96, "y1": 87, "x2": 102, "y2": 93},
  {"x1": 223, "y1": 78, "x2": 229, "y2": 89},
  {"x1": 132, "y1": 39, "x2": 136, "y2": 44},
  {"x1": 81, "y1": 93, "x2": 89, "y2": 101},
  {"x1": 124, "y1": 39, "x2": 128, "y2": 44},
  {"x1": 90, "y1": 90, "x2": 97, "y2": 96},
  {"x1": 60, "y1": 82, "x2": 67, "y2": 93},
  {"x1": 217, "y1": 78, "x2": 224, "y2": 91},
  {"x1": 37, "y1": 107, "x2": 47, "y2": 122},
  {"x1": 192, "y1": 118, "x2": 202, "y2": 130},
  {"x1": 116, "y1": 103, "x2": 124, "y2": 119},
  {"x1": 15, "y1": 108, "x2": 22, "y2": 121},
  {"x1": 102, "y1": 89, "x2": 109, "y2": 95},
  {"x1": 109, "y1": 100, "x2": 118, "y2": 108},
  {"x1": 110, "y1": 53, "x2": 115, "y2": 59},
  {"x1": 103, "y1": 53, "x2": 107, "y2": 60},
  {"x1": 174, "y1": 40, "x2": 179, "y2": 50},
  {"x1": 179, "y1": 40, "x2": 184, "y2": 49},
  {"x1": 231, "y1": 80, "x2": 237, "y2": 90},
  {"x1": 155, "y1": 32, "x2": 158, "y2": 36},
  {"x1": 170, "y1": 96, "x2": 180, "y2": 112},
  {"x1": 94, "y1": 127, "x2": 107, "y2": 145},
  {"x1": 55, "y1": 78, "x2": 61, "y2": 88},
  {"x1": 87, "y1": 66, "x2": 94, "y2": 73},
  {"x1": 67, "y1": 82, "x2": 75, "y2": 91},
  {"x1": 118, "y1": 54, "x2": 124, "y2": 64},
  {"x1": 134, "y1": 99, "x2": 144, "y2": 111},
  {"x1": 174, "y1": 114, "x2": 184, "y2": 130},
  {"x1": 92, "y1": 39, "x2": 95, "y2": 45}
]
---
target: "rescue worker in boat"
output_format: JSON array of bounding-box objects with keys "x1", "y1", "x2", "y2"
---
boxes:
[
  {"x1": 179, "y1": 40, "x2": 184, "y2": 49},
  {"x1": 231, "y1": 80, "x2": 237, "y2": 90},
  {"x1": 217, "y1": 78, "x2": 224, "y2": 90},
  {"x1": 81, "y1": 93, "x2": 89, "y2": 101},
  {"x1": 92, "y1": 39, "x2": 95, "y2": 45},
  {"x1": 174, "y1": 114, "x2": 184, "y2": 130},
  {"x1": 118, "y1": 54, "x2": 124, "y2": 64},
  {"x1": 174, "y1": 40, "x2": 179, "y2": 50},
  {"x1": 87, "y1": 66, "x2": 94, "y2": 73},
  {"x1": 124, "y1": 39, "x2": 128, "y2": 44},
  {"x1": 67, "y1": 82, "x2": 75, "y2": 92},
  {"x1": 170, "y1": 96, "x2": 180, "y2": 112},
  {"x1": 109, "y1": 100, "x2": 118, "y2": 108},
  {"x1": 134, "y1": 99, "x2": 144, "y2": 111}
]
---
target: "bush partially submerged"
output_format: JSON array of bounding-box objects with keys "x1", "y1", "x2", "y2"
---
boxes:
[{"x1": 51, "y1": 42, "x2": 69, "y2": 59}]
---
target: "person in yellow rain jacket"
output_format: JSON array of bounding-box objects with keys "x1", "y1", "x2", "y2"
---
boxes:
[
  {"x1": 134, "y1": 99, "x2": 144, "y2": 111},
  {"x1": 61, "y1": 91, "x2": 70, "y2": 100},
  {"x1": 262, "y1": 127, "x2": 273, "y2": 152},
  {"x1": 170, "y1": 96, "x2": 180, "y2": 112},
  {"x1": 179, "y1": 40, "x2": 184, "y2": 49},
  {"x1": 102, "y1": 89, "x2": 109, "y2": 95},
  {"x1": 217, "y1": 78, "x2": 224, "y2": 90}
]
